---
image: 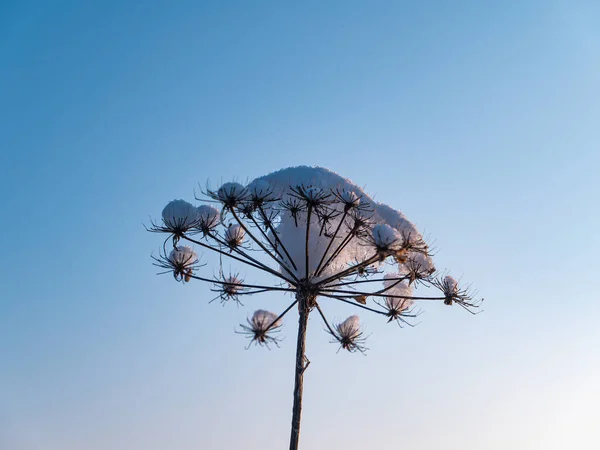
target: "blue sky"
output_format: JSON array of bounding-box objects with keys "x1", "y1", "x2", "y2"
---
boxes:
[{"x1": 1, "y1": 1, "x2": 599, "y2": 449}]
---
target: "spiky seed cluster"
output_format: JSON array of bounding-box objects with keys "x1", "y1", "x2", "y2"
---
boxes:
[
  {"x1": 369, "y1": 224, "x2": 402, "y2": 260},
  {"x1": 334, "y1": 189, "x2": 361, "y2": 212},
  {"x1": 380, "y1": 275, "x2": 415, "y2": 322},
  {"x1": 224, "y1": 224, "x2": 245, "y2": 249},
  {"x1": 248, "y1": 180, "x2": 277, "y2": 207},
  {"x1": 152, "y1": 246, "x2": 199, "y2": 282},
  {"x1": 430, "y1": 275, "x2": 481, "y2": 313},
  {"x1": 403, "y1": 253, "x2": 436, "y2": 284},
  {"x1": 238, "y1": 310, "x2": 283, "y2": 348},
  {"x1": 281, "y1": 197, "x2": 305, "y2": 226},
  {"x1": 290, "y1": 185, "x2": 332, "y2": 211},
  {"x1": 209, "y1": 182, "x2": 249, "y2": 208},
  {"x1": 148, "y1": 200, "x2": 201, "y2": 245},
  {"x1": 162, "y1": 199, "x2": 200, "y2": 230},
  {"x1": 196, "y1": 205, "x2": 221, "y2": 235},
  {"x1": 211, "y1": 274, "x2": 246, "y2": 305},
  {"x1": 329, "y1": 315, "x2": 368, "y2": 354}
]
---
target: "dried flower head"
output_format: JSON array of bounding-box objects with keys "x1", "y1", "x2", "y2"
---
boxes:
[
  {"x1": 247, "y1": 179, "x2": 277, "y2": 206},
  {"x1": 238, "y1": 309, "x2": 283, "y2": 349},
  {"x1": 211, "y1": 273, "x2": 247, "y2": 305},
  {"x1": 281, "y1": 197, "x2": 306, "y2": 226},
  {"x1": 196, "y1": 205, "x2": 221, "y2": 235},
  {"x1": 148, "y1": 200, "x2": 201, "y2": 245},
  {"x1": 211, "y1": 182, "x2": 249, "y2": 208},
  {"x1": 152, "y1": 245, "x2": 200, "y2": 282},
  {"x1": 431, "y1": 275, "x2": 482, "y2": 313},
  {"x1": 224, "y1": 224, "x2": 246, "y2": 249},
  {"x1": 290, "y1": 185, "x2": 332, "y2": 210},
  {"x1": 403, "y1": 252, "x2": 436, "y2": 284},
  {"x1": 380, "y1": 275, "x2": 417, "y2": 323},
  {"x1": 368, "y1": 224, "x2": 402, "y2": 260},
  {"x1": 329, "y1": 315, "x2": 368, "y2": 354}
]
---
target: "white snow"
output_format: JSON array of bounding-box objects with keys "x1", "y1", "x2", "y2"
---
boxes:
[
  {"x1": 197, "y1": 205, "x2": 221, "y2": 229},
  {"x1": 162, "y1": 199, "x2": 200, "y2": 228},
  {"x1": 337, "y1": 315, "x2": 361, "y2": 338},
  {"x1": 251, "y1": 309, "x2": 282, "y2": 330},
  {"x1": 444, "y1": 275, "x2": 459, "y2": 293},
  {"x1": 249, "y1": 166, "x2": 429, "y2": 280},
  {"x1": 217, "y1": 182, "x2": 247, "y2": 203},
  {"x1": 224, "y1": 224, "x2": 246, "y2": 246},
  {"x1": 371, "y1": 224, "x2": 401, "y2": 249},
  {"x1": 168, "y1": 246, "x2": 197, "y2": 267}
]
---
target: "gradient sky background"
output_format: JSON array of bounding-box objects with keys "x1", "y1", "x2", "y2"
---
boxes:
[{"x1": 1, "y1": 1, "x2": 599, "y2": 449}]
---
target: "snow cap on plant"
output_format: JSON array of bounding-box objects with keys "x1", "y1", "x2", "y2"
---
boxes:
[
  {"x1": 211, "y1": 273, "x2": 246, "y2": 305},
  {"x1": 246, "y1": 179, "x2": 276, "y2": 205},
  {"x1": 224, "y1": 224, "x2": 245, "y2": 249},
  {"x1": 403, "y1": 252, "x2": 436, "y2": 283},
  {"x1": 335, "y1": 189, "x2": 361, "y2": 212},
  {"x1": 441, "y1": 275, "x2": 459, "y2": 305},
  {"x1": 370, "y1": 224, "x2": 402, "y2": 259},
  {"x1": 238, "y1": 309, "x2": 283, "y2": 348},
  {"x1": 382, "y1": 274, "x2": 415, "y2": 321},
  {"x1": 214, "y1": 181, "x2": 248, "y2": 208},
  {"x1": 167, "y1": 246, "x2": 199, "y2": 281},
  {"x1": 330, "y1": 315, "x2": 368, "y2": 354},
  {"x1": 161, "y1": 199, "x2": 200, "y2": 233},
  {"x1": 196, "y1": 205, "x2": 221, "y2": 234}
]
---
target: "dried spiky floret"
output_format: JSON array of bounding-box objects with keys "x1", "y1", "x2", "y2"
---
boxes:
[
  {"x1": 328, "y1": 315, "x2": 368, "y2": 354},
  {"x1": 238, "y1": 309, "x2": 283, "y2": 349}
]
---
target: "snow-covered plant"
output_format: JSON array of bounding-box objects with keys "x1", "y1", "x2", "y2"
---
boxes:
[
  {"x1": 148, "y1": 166, "x2": 481, "y2": 450},
  {"x1": 238, "y1": 309, "x2": 283, "y2": 349}
]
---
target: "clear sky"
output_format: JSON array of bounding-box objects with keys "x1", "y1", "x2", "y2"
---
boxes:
[{"x1": 1, "y1": 1, "x2": 599, "y2": 449}]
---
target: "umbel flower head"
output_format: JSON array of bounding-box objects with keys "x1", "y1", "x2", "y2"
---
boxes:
[
  {"x1": 196, "y1": 205, "x2": 221, "y2": 235},
  {"x1": 148, "y1": 199, "x2": 201, "y2": 246},
  {"x1": 152, "y1": 245, "x2": 200, "y2": 282},
  {"x1": 238, "y1": 309, "x2": 283, "y2": 349},
  {"x1": 149, "y1": 166, "x2": 481, "y2": 345},
  {"x1": 329, "y1": 315, "x2": 368, "y2": 354},
  {"x1": 210, "y1": 182, "x2": 249, "y2": 209},
  {"x1": 224, "y1": 224, "x2": 246, "y2": 249},
  {"x1": 211, "y1": 273, "x2": 247, "y2": 305},
  {"x1": 369, "y1": 224, "x2": 402, "y2": 259}
]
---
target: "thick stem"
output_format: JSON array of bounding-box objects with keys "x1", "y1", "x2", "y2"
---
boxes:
[{"x1": 289, "y1": 292, "x2": 312, "y2": 450}]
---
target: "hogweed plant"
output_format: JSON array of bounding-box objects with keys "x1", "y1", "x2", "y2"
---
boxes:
[{"x1": 148, "y1": 166, "x2": 482, "y2": 450}]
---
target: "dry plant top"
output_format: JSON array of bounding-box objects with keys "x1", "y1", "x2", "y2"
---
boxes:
[{"x1": 148, "y1": 166, "x2": 481, "y2": 352}]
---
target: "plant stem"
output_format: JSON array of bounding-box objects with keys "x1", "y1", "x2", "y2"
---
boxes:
[{"x1": 289, "y1": 291, "x2": 311, "y2": 450}]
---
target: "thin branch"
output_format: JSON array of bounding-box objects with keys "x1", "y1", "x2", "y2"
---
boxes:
[
  {"x1": 317, "y1": 227, "x2": 359, "y2": 277},
  {"x1": 207, "y1": 230, "x2": 298, "y2": 285},
  {"x1": 248, "y1": 213, "x2": 298, "y2": 273},
  {"x1": 320, "y1": 288, "x2": 447, "y2": 301},
  {"x1": 186, "y1": 273, "x2": 295, "y2": 293},
  {"x1": 325, "y1": 275, "x2": 409, "y2": 288},
  {"x1": 231, "y1": 209, "x2": 300, "y2": 283},
  {"x1": 318, "y1": 292, "x2": 389, "y2": 317},
  {"x1": 258, "y1": 205, "x2": 299, "y2": 272},
  {"x1": 313, "y1": 210, "x2": 347, "y2": 276},
  {"x1": 265, "y1": 299, "x2": 299, "y2": 333},
  {"x1": 181, "y1": 235, "x2": 295, "y2": 285},
  {"x1": 316, "y1": 254, "x2": 380, "y2": 287},
  {"x1": 305, "y1": 204, "x2": 312, "y2": 279},
  {"x1": 314, "y1": 302, "x2": 338, "y2": 338}
]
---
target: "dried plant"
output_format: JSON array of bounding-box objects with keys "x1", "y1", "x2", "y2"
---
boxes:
[{"x1": 147, "y1": 166, "x2": 482, "y2": 450}]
